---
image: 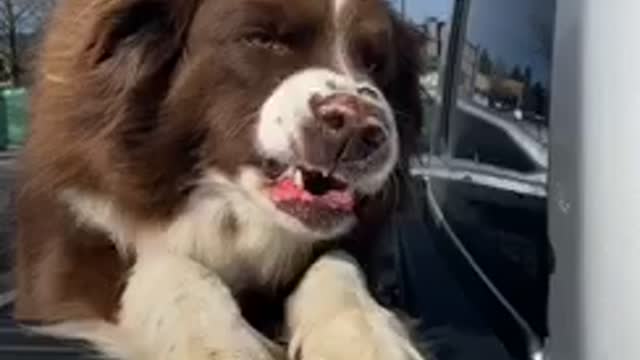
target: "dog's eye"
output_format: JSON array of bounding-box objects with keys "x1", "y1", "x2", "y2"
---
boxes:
[
  {"x1": 243, "y1": 31, "x2": 290, "y2": 55},
  {"x1": 362, "y1": 56, "x2": 385, "y2": 77},
  {"x1": 360, "y1": 46, "x2": 386, "y2": 76},
  {"x1": 364, "y1": 59, "x2": 381, "y2": 74}
]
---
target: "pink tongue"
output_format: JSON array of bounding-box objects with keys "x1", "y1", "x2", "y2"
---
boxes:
[
  {"x1": 321, "y1": 190, "x2": 355, "y2": 211},
  {"x1": 270, "y1": 179, "x2": 354, "y2": 212}
]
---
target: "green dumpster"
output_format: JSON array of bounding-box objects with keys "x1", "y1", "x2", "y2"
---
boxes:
[{"x1": 0, "y1": 87, "x2": 28, "y2": 149}]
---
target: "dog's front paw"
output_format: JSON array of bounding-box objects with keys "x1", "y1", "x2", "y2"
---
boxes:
[
  {"x1": 191, "y1": 326, "x2": 285, "y2": 360},
  {"x1": 290, "y1": 307, "x2": 428, "y2": 360},
  {"x1": 119, "y1": 253, "x2": 286, "y2": 360}
]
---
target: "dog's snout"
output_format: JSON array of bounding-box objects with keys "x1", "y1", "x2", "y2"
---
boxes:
[
  {"x1": 360, "y1": 125, "x2": 387, "y2": 155},
  {"x1": 356, "y1": 84, "x2": 380, "y2": 100},
  {"x1": 307, "y1": 93, "x2": 388, "y2": 164},
  {"x1": 309, "y1": 93, "x2": 362, "y2": 131}
]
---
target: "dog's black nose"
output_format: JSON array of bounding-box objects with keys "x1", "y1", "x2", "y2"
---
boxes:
[{"x1": 308, "y1": 93, "x2": 387, "y2": 164}]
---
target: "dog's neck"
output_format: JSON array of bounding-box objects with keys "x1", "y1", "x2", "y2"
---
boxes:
[
  {"x1": 165, "y1": 187, "x2": 321, "y2": 291},
  {"x1": 61, "y1": 185, "x2": 328, "y2": 293}
]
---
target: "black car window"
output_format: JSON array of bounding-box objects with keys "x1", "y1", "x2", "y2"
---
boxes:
[
  {"x1": 447, "y1": 0, "x2": 554, "y2": 175},
  {"x1": 395, "y1": 1, "x2": 557, "y2": 359},
  {"x1": 392, "y1": 0, "x2": 453, "y2": 154}
]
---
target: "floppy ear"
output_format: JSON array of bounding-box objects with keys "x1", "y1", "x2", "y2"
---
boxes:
[
  {"x1": 70, "y1": 0, "x2": 202, "y2": 148},
  {"x1": 343, "y1": 17, "x2": 427, "y2": 293},
  {"x1": 386, "y1": 14, "x2": 426, "y2": 161},
  {"x1": 82, "y1": 0, "x2": 198, "y2": 68},
  {"x1": 372, "y1": 15, "x2": 426, "y2": 216}
]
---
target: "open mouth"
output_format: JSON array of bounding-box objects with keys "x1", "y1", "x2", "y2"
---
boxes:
[
  {"x1": 262, "y1": 160, "x2": 356, "y2": 229},
  {"x1": 270, "y1": 166, "x2": 354, "y2": 211}
]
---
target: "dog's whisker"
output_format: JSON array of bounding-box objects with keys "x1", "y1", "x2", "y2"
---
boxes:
[{"x1": 224, "y1": 110, "x2": 260, "y2": 140}]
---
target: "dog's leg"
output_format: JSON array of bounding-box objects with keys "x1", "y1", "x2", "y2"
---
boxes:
[
  {"x1": 119, "y1": 249, "x2": 284, "y2": 360},
  {"x1": 285, "y1": 250, "x2": 429, "y2": 360}
]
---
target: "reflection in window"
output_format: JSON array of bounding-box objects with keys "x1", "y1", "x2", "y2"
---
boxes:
[
  {"x1": 393, "y1": 0, "x2": 455, "y2": 154},
  {"x1": 450, "y1": 0, "x2": 555, "y2": 173}
]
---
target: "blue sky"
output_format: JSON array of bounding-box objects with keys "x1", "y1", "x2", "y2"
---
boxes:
[
  {"x1": 465, "y1": 0, "x2": 555, "y2": 85},
  {"x1": 390, "y1": 0, "x2": 452, "y2": 21},
  {"x1": 391, "y1": 0, "x2": 555, "y2": 86},
  {"x1": 408, "y1": 0, "x2": 451, "y2": 21}
]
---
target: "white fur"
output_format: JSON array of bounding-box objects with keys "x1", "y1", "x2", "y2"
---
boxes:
[
  {"x1": 117, "y1": 249, "x2": 282, "y2": 360},
  {"x1": 164, "y1": 168, "x2": 320, "y2": 288},
  {"x1": 257, "y1": 68, "x2": 353, "y2": 162},
  {"x1": 334, "y1": 0, "x2": 349, "y2": 17},
  {"x1": 50, "y1": 2, "x2": 410, "y2": 356},
  {"x1": 333, "y1": 0, "x2": 354, "y2": 76},
  {"x1": 31, "y1": 248, "x2": 283, "y2": 360},
  {"x1": 256, "y1": 67, "x2": 399, "y2": 197},
  {"x1": 56, "y1": 80, "x2": 404, "y2": 360},
  {"x1": 56, "y1": 168, "x2": 424, "y2": 360},
  {"x1": 60, "y1": 189, "x2": 135, "y2": 256},
  {"x1": 60, "y1": 169, "x2": 319, "y2": 291},
  {"x1": 57, "y1": 181, "x2": 295, "y2": 359},
  {"x1": 286, "y1": 251, "x2": 427, "y2": 360}
]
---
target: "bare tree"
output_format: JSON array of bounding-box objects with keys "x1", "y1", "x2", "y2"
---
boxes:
[{"x1": 0, "y1": 0, "x2": 55, "y2": 86}]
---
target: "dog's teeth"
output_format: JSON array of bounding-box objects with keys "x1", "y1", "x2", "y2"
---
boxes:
[
  {"x1": 283, "y1": 167, "x2": 295, "y2": 178},
  {"x1": 294, "y1": 169, "x2": 304, "y2": 187}
]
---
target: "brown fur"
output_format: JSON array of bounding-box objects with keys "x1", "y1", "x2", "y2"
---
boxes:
[{"x1": 15, "y1": 0, "x2": 424, "y2": 327}]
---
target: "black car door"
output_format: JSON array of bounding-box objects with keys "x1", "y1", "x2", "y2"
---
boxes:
[{"x1": 381, "y1": 1, "x2": 556, "y2": 359}]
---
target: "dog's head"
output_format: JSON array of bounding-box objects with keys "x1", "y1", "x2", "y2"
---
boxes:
[{"x1": 29, "y1": 0, "x2": 424, "y2": 240}]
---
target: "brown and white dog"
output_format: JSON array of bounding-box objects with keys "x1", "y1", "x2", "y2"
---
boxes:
[{"x1": 14, "y1": 0, "x2": 426, "y2": 359}]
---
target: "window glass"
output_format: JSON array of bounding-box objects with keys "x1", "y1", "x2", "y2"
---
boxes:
[
  {"x1": 0, "y1": 1, "x2": 55, "y2": 293},
  {"x1": 449, "y1": 0, "x2": 554, "y2": 175},
  {"x1": 390, "y1": 0, "x2": 455, "y2": 154},
  {"x1": 400, "y1": 1, "x2": 557, "y2": 359}
]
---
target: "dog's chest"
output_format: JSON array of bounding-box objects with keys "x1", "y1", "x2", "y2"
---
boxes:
[{"x1": 165, "y1": 192, "x2": 325, "y2": 291}]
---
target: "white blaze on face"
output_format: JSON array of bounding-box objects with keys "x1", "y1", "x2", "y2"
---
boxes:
[
  {"x1": 257, "y1": 68, "x2": 354, "y2": 161},
  {"x1": 254, "y1": 0, "x2": 400, "y2": 199},
  {"x1": 333, "y1": 0, "x2": 353, "y2": 76},
  {"x1": 256, "y1": 68, "x2": 399, "y2": 197},
  {"x1": 334, "y1": 0, "x2": 349, "y2": 14}
]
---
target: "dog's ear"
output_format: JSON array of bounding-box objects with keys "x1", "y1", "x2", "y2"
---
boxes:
[
  {"x1": 386, "y1": 14, "x2": 426, "y2": 160},
  {"x1": 371, "y1": 14, "x2": 426, "y2": 215},
  {"x1": 83, "y1": 0, "x2": 198, "y2": 67}
]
